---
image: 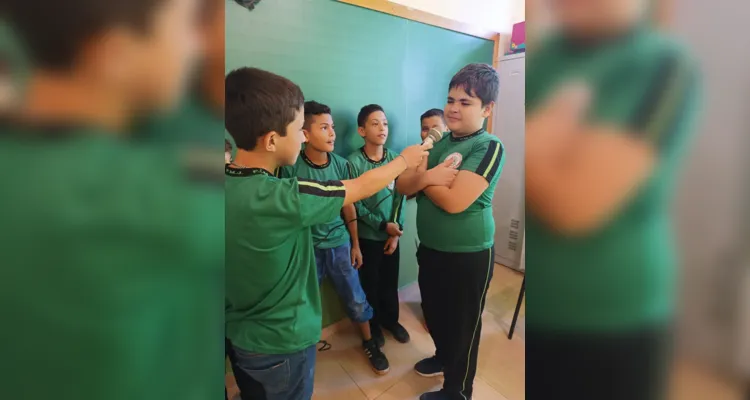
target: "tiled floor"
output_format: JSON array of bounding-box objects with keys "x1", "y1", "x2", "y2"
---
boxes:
[
  {"x1": 308, "y1": 265, "x2": 525, "y2": 400},
  {"x1": 225, "y1": 265, "x2": 525, "y2": 400}
]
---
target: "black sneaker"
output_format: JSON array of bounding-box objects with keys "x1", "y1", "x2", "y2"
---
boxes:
[
  {"x1": 420, "y1": 390, "x2": 459, "y2": 400},
  {"x1": 414, "y1": 355, "x2": 443, "y2": 377},
  {"x1": 384, "y1": 323, "x2": 410, "y2": 343},
  {"x1": 363, "y1": 338, "x2": 390, "y2": 375}
]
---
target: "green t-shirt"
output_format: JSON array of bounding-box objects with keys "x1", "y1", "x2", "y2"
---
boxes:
[
  {"x1": 225, "y1": 166, "x2": 346, "y2": 354},
  {"x1": 276, "y1": 151, "x2": 351, "y2": 249},
  {"x1": 347, "y1": 147, "x2": 405, "y2": 242},
  {"x1": 0, "y1": 127, "x2": 223, "y2": 400},
  {"x1": 137, "y1": 93, "x2": 222, "y2": 146},
  {"x1": 416, "y1": 129, "x2": 505, "y2": 253},
  {"x1": 525, "y1": 28, "x2": 701, "y2": 332}
]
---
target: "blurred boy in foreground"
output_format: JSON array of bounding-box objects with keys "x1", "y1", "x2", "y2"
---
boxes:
[
  {"x1": 1, "y1": 0, "x2": 224, "y2": 399},
  {"x1": 525, "y1": 0, "x2": 701, "y2": 399}
]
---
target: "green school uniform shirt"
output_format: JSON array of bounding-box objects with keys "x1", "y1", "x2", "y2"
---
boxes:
[
  {"x1": 525, "y1": 28, "x2": 701, "y2": 332},
  {"x1": 225, "y1": 166, "x2": 345, "y2": 354},
  {"x1": 0, "y1": 126, "x2": 222, "y2": 400},
  {"x1": 137, "y1": 93, "x2": 222, "y2": 145},
  {"x1": 347, "y1": 147, "x2": 405, "y2": 242},
  {"x1": 276, "y1": 151, "x2": 351, "y2": 249},
  {"x1": 416, "y1": 129, "x2": 505, "y2": 253}
]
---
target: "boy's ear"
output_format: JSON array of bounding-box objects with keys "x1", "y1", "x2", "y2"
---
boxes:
[
  {"x1": 261, "y1": 131, "x2": 278, "y2": 152},
  {"x1": 302, "y1": 129, "x2": 310, "y2": 143},
  {"x1": 482, "y1": 101, "x2": 495, "y2": 118},
  {"x1": 357, "y1": 126, "x2": 366, "y2": 138}
]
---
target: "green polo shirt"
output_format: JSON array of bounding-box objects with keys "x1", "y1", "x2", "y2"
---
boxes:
[
  {"x1": 276, "y1": 151, "x2": 351, "y2": 249},
  {"x1": 416, "y1": 129, "x2": 505, "y2": 253},
  {"x1": 347, "y1": 147, "x2": 405, "y2": 242},
  {"x1": 0, "y1": 126, "x2": 222, "y2": 400},
  {"x1": 525, "y1": 28, "x2": 701, "y2": 332},
  {"x1": 225, "y1": 166, "x2": 346, "y2": 354}
]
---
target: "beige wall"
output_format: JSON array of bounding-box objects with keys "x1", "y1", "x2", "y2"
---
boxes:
[{"x1": 387, "y1": 0, "x2": 520, "y2": 33}]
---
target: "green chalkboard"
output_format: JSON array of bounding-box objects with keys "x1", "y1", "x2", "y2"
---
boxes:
[{"x1": 226, "y1": 0, "x2": 494, "y2": 326}]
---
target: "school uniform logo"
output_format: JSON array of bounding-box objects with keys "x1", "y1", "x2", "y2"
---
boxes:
[{"x1": 445, "y1": 152, "x2": 463, "y2": 169}]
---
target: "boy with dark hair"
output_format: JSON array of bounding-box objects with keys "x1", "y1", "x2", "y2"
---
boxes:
[
  {"x1": 225, "y1": 67, "x2": 429, "y2": 399},
  {"x1": 347, "y1": 104, "x2": 420, "y2": 347},
  {"x1": 398, "y1": 63, "x2": 504, "y2": 400},
  {"x1": 420, "y1": 108, "x2": 447, "y2": 142},
  {"x1": 1, "y1": 0, "x2": 214, "y2": 399},
  {"x1": 524, "y1": 0, "x2": 700, "y2": 398},
  {"x1": 276, "y1": 100, "x2": 392, "y2": 375}
]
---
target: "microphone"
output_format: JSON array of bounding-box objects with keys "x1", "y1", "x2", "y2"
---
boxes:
[{"x1": 422, "y1": 128, "x2": 443, "y2": 146}]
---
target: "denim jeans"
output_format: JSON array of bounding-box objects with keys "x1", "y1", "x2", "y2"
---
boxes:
[
  {"x1": 231, "y1": 344, "x2": 317, "y2": 400},
  {"x1": 315, "y1": 242, "x2": 374, "y2": 323}
]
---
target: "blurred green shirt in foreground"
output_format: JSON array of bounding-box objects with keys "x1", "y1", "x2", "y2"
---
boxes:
[
  {"x1": 526, "y1": 27, "x2": 701, "y2": 332},
  {"x1": 0, "y1": 94, "x2": 224, "y2": 400}
]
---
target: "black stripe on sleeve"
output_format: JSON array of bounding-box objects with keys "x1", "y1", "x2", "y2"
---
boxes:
[
  {"x1": 344, "y1": 161, "x2": 354, "y2": 180},
  {"x1": 483, "y1": 143, "x2": 504, "y2": 182},
  {"x1": 474, "y1": 141, "x2": 503, "y2": 182},
  {"x1": 627, "y1": 51, "x2": 696, "y2": 152},
  {"x1": 297, "y1": 179, "x2": 346, "y2": 198},
  {"x1": 628, "y1": 53, "x2": 680, "y2": 131}
]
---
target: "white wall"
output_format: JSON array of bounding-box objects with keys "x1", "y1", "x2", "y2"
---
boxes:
[
  {"x1": 388, "y1": 0, "x2": 519, "y2": 33},
  {"x1": 672, "y1": 0, "x2": 750, "y2": 379}
]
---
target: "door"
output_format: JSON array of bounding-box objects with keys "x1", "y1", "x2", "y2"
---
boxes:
[{"x1": 490, "y1": 53, "x2": 525, "y2": 271}]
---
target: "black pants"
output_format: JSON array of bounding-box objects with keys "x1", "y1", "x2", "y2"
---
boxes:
[
  {"x1": 359, "y1": 238, "x2": 401, "y2": 332},
  {"x1": 225, "y1": 337, "x2": 266, "y2": 400},
  {"x1": 526, "y1": 325, "x2": 672, "y2": 400},
  {"x1": 417, "y1": 245, "x2": 494, "y2": 400}
]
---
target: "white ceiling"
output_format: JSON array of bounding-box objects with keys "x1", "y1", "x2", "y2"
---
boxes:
[{"x1": 388, "y1": 0, "x2": 523, "y2": 34}]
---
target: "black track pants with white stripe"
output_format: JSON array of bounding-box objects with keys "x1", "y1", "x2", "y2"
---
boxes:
[{"x1": 418, "y1": 245, "x2": 495, "y2": 400}]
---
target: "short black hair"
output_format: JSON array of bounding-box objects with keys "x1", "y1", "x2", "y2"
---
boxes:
[
  {"x1": 303, "y1": 101, "x2": 331, "y2": 129},
  {"x1": 420, "y1": 108, "x2": 445, "y2": 123},
  {"x1": 357, "y1": 104, "x2": 385, "y2": 128},
  {"x1": 234, "y1": 0, "x2": 262, "y2": 11},
  {"x1": 225, "y1": 67, "x2": 304, "y2": 151},
  {"x1": 5, "y1": 0, "x2": 167, "y2": 71},
  {"x1": 449, "y1": 63, "x2": 499, "y2": 107}
]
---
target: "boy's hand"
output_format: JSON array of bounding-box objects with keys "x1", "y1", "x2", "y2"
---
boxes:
[
  {"x1": 351, "y1": 246, "x2": 363, "y2": 269},
  {"x1": 384, "y1": 236, "x2": 399, "y2": 255},
  {"x1": 385, "y1": 222, "x2": 403, "y2": 237},
  {"x1": 426, "y1": 158, "x2": 459, "y2": 187},
  {"x1": 527, "y1": 82, "x2": 591, "y2": 159},
  {"x1": 399, "y1": 143, "x2": 431, "y2": 169}
]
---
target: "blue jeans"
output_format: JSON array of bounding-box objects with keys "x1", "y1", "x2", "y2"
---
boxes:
[
  {"x1": 315, "y1": 243, "x2": 374, "y2": 323},
  {"x1": 231, "y1": 344, "x2": 316, "y2": 400}
]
